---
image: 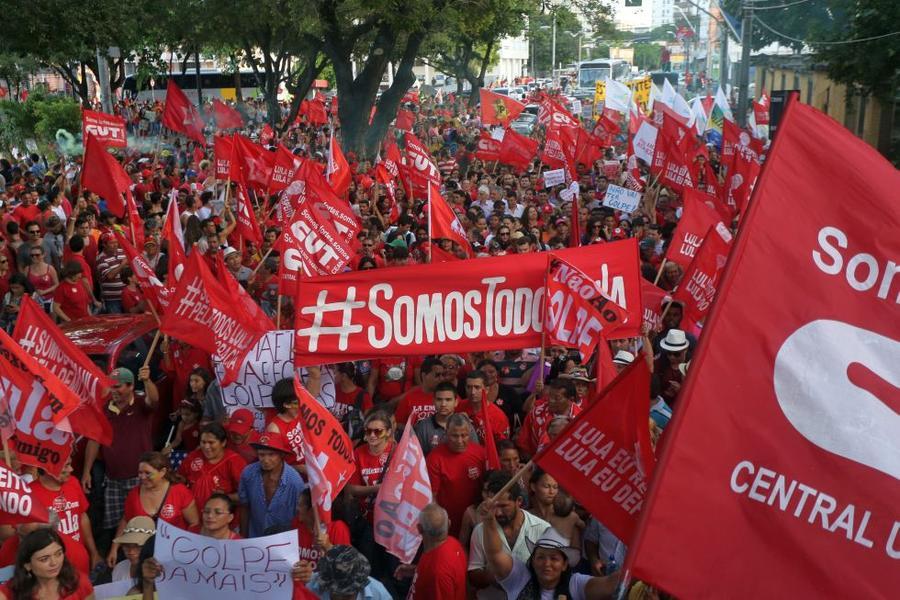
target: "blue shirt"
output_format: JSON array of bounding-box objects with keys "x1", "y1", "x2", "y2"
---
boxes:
[
  {"x1": 307, "y1": 575, "x2": 392, "y2": 600},
  {"x1": 238, "y1": 461, "x2": 305, "y2": 538}
]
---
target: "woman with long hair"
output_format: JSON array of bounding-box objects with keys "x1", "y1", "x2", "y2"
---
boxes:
[
  {"x1": 106, "y1": 452, "x2": 199, "y2": 568},
  {"x1": 24, "y1": 245, "x2": 58, "y2": 312},
  {"x1": 0, "y1": 528, "x2": 94, "y2": 599}
]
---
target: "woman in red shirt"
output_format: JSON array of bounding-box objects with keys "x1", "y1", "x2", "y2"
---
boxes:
[
  {"x1": 195, "y1": 493, "x2": 242, "y2": 540},
  {"x1": 120, "y1": 266, "x2": 146, "y2": 314},
  {"x1": 52, "y1": 262, "x2": 95, "y2": 322},
  {"x1": 107, "y1": 451, "x2": 199, "y2": 568},
  {"x1": 177, "y1": 423, "x2": 246, "y2": 511},
  {"x1": 0, "y1": 528, "x2": 93, "y2": 600},
  {"x1": 347, "y1": 411, "x2": 395, "y2": 522}
]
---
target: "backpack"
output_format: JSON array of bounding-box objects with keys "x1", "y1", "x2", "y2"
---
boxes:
[{"x1": 340, "y1": 389, "x2": 367, "y2": 443}]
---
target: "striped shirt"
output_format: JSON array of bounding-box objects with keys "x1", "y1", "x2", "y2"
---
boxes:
[{"x1": 96, "y1": 249, "x2": 126, "y2": 301}]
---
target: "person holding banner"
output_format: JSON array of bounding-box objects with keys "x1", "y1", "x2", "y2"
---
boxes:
[
  {"x1": 196, "y1": 493, "x2": 241, "y2": 540},
  {"x1": 0, "y1": 528, "x2": 94, "y2": 600},
  {"x1": 265, "y1": 378, "x2": 308, "y2": 473}
]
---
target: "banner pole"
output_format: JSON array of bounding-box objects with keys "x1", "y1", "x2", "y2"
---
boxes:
[
  {"x1": 653, "y1": 257, "x2": 667, "y2": 285},
  {"x1": 488, "y1": 459, "x2": 534, "y2": 503},
  {"x1": 250, "y1": 248, "x2": 273, "y2": 278},
  {"x1": 142, "y1": 329, "x2": 163, "y2": 369},
  {"x1": 276, "y1": 295, "x2": 282, "y2": 329}
]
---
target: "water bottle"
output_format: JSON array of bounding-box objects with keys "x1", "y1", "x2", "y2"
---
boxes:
[{"x1": 604, "y1": 554, "x2": 619, "y2": 575}]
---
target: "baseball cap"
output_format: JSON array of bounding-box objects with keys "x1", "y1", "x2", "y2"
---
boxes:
[
  {"x1": 387, "y1": 238, "x2": 407, "y2": 250},
  {"x1": 225, "y1": 409, "x2": 254, "y2": 436},
  {"x1": 250, "y1": 434, "x2": 293, "y2": 455},
  {"x1": 110, "y1": 367, "x2": 134, "y2": 385}
]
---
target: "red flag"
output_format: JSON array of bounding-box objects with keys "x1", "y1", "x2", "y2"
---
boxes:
[
  {"x1": 260, "y1": 123, "x2": 275, "y2": 146},
  {"x1": 727, "y1": 145, "x2": 761, "y2": 214},
  {"x1": 215, "y1": 253, "x2": 274, "y2": 330},
  {"x1": 753, "y1": 92, "x2": 770, "y2": 125},
  {"x1": 480, "y1": 390, "x2": 501, "y2": 470},
  {"x1": 535, "y1": 357, "x2": 655, "y2": 542},
  {"x1": 279, "y1": 159, "x2": 360, "y2": 243},
  {"x1": 428, "y1": 184, "x2": 470, "y2": 257},
  {"x1": 162, "y1": 190, "x2": 187, "y2": 283},
  {"x1": 575, "y1": 128, "x2": 605, "y2": 169},
  {"x1": 278, "y1": 196, "x2": 354, "y2": 294},
  {"x1": 402, "y1": 90, "x2": 420, "y2": 105},
  {"x1": 473, "y1": 132, "x2": 502, "y2": 162},
  {"x1": 327, "y1": 132, "x2": 351, "y2": 198},
  {"x1": 81, "y1": 109, "x2": 126, "y2": 148},
  {"x1": 594, "y1": 338, "x2": 619, "y2": 393},
  {"x1": 373, "y1": 417, "x2": 433, "y2": 562},
  {"x1": 212, "y1": 99, "x2": 244, "y2": 130},
  {"x1": 430, "y1": 244, "x2": 461, "y2": 263},
  {"x1": 627, "y1": 102, "x2": 900, "y2": 597},
  {"x1": 81, "y1": 133, "x2": 131, "y2": 217},
  {"x1": 301, "y1": 99, "x2": 328, "y2": 126},
  {"x1": 395, "y1": 108, "x2": 415, "y2": 131},
  {"x1": 640, "y1": 279, "x2": 670, "y2": 333},
  {"x1": 161, "y1": 79, "x2": 206, "y2": 146},
  {"x1": 294, "y1": 381, "x2": 355, "y2": 523},
  {"x1": 13, "y1": 296, "x2": 113, "y2": 446},
  {"x1": 268, "y1": 145, "x2": 301, "y2": 194},
  {"x1": 115, "y1": 230, "x2": 170, "y2": 312},
  {"x1": 498, "y1": 128, "x2": 539, "y2": 172},
  {"x1": 479, "y1": 89, "x2": 525, "y2": 126},
  {"x1": 403, "y1": 133, "x2": 441, "y2": 195},
  {"x1": 539, "y1": 99, "x2": 579, "y2": 130},
  {"x1": 374, "y1": 163, "x2": 400, "y2": 222},
  {"x1": 664, "y1": 188, "x2": 723, "y2": 270},
  {"x1": 233, "y1": 180, "x2": 263, "y2": 246},
  {"x1": 672, "y1": 223, "x2": 733, "y2": 324},
  {"x1": 0, "y1": 463, "x2": 51, "y2": 525},
  {"x1": 541, "y1": 127, "x2": 575, "y2": 177},
  {"x1": 213, "y1": 135, "x2": 233, "y2": 179},
  {"x1": 159, "y1": 251, "x2": 268, "y2": 385},
  {"x1": 651, "y1": 113, "x2": 694, "y2": 192},
  {"x1": 125, "y1": 191, "x2": 144, "y2": 249},
  {"x1": 544, "y1": 256, "x2": 628, "y2": 360},
  {"x1": 231, "y1": 134, "x2": 274, "y2": 192},
  {"x1": 0, "y1": 329, "x2": 85, "y2": 476}
]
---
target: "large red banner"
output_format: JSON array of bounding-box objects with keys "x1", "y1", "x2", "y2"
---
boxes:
[
  {"x1": 294, "y1": 240, "x2": 641, "y2": 366},
  {"x1": 82, "y1": 109, "x2": 127, "y2": 148},
  {"x1": 628, "y1": 103, "x2": 900, "y2": 596}
]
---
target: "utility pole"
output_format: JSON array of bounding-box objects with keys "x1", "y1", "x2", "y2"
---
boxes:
[
  {"x1": 551, "y1": 11, "x2": 557, "y2": 82},
  {"x1": 95, "y1": 48, "x2": 113, "y2": 113},
  {"x1": 737, "y1": 0, "x2": 753, "y2": 126},
  {"x1": 720, "y1": 25, "x2": 729, "y2": 89}
]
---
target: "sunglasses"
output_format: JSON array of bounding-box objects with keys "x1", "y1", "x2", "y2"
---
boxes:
[
  {"x1": 364, "y1": 428, "x2": 386, "y2": 437},
  {"x1": 30, "y1": 253, "x2": 42, "y2": 257}
]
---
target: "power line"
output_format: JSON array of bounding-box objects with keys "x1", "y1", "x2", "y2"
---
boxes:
[
  {"x1": 746, "y1": 0, "x2": 812, "y2": 10},
  {"x1": 753, "y1": 16, "x2": 900, "y2": 46}
]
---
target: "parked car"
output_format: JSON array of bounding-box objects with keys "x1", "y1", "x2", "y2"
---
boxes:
[{"x1": 510, "y1": 113, "x2": 538, "y2": 135}]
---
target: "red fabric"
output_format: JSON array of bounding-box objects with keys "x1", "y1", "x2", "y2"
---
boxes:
[
  {"x1": 52, "y1": 280, "x2": 91, "y2": 321},
  {"x1": 394, "y1": 387, "x2": 435, "y2": 425},
  {"x1": 214, "y1": 135, "x2": 233, "y2": 179},
  {"x1": 81, "y1": 133, "x2": 130, "y2": 217},
  {"x1": 260, "y1": 123, "x2": 275, "y2": 146},
  {"x1": 403, "y1": 133, "x2": 441, "y2": 196},
  {"x1": 395, "y1": 108, "x2": 415, "y2": 131},
  {"x1": 295, "y1": 381, "x2": 355, "y2": 523},
  {"x1": 114, "y1": 230, "x2": 170, "y2": 313},
  {"x1": 231, "y1": 134, "x2": 274, "y2": 193},
  {"x1": 479, "y1": 389, "x2": 501, "y2": 471},
  {"x1": 473, "y1": 132, "x2": 502, "y2": 162},
  {"x1": 268, "y1": 414, "x2": 305, "y2": 466},
  {"x1": 672, "y1": 224, "x2": 733, "y2": 324},
  {"x1": 664, "y1": 188, "x2": 724, "y2": 270},
  {"x1": 30, "y1": 478, "x2": 88, "y2": 542},
  {"x1": 640, "y1": 279, "x2": 670, "y2": 333},
  {"x1": 327, "y1": 134, "x2": 351, "y2": 198},
  {"x1": 428, "y1": 184, "x2": 470, "y2": 257},
  {"x1": 628, "y1": 102, "x2": 900, "y2": 597},
  {"x1": 0, "y1": 465, "x2": 50, "y2": 526},
  {"x1": 425, "y1": 442, "x2": 486, "y2": 538},
  {"x1": 162, "y1": 79, "x2": 206, "y2": 146},
  {"x1": 268, "y1": 145, "x2": 300, "y2": 194},
  {"x1": 212, "y1": 99, "x2": 244, "y2": 129},
  {"x1": 479, "y1": 89, "x2": 525, "y2": 126},
  {"x1": 349, "y1": 441, "x2": 394, "y2": 520},
  {"x1": 0, "y1": 567, "x2": 92, "y2": 598},
  {"x1": 123, "y1": 482, "x2": 196, "y2": 529},
  {"x1": 410, "y1": 536, "x2": 468, "y2": 600},
  {"x1": 293, "y1": 241, "x2": 643, "y2": 367},
  {"x1": 82, "y1": 109, "x2": 126, "y2": 148},
  {"x1": 121, "y1": 285, "x2": 144, "y2": 313},
  {"x1": 459, "y1": 400, "x2": 510, "y2": 445},
  {"x1": 177, "y1": 448, "x2": 247, "y2": 511},
  {"x1": 498, "y1": 128, "x2": 539, "y2": 172},
  {"x1": 294, "y1": 519, "x2": 350, "y2": 570}
]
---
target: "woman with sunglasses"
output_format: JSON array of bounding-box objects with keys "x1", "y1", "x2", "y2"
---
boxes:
[{"x1": 24, "y1": 245, "x2": 58, "y2": 313}]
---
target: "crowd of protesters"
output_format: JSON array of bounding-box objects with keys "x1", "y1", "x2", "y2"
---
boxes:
[{"x1": 0, "y1": 81, "x2": 755, "y2": 600}]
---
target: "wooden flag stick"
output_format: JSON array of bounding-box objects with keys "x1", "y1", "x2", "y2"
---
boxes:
[
  {"x1": 653, "y1": 257, "x2": 667, "y2": 285},
  {"x1": 142, "y1": 329, "x2": 163, "y2": 369},
  {"x1": 250, "y1": 248, "x2": 273, "y2": 278},
  {"x1": 488, "y1": 460, "x2": 534, "y2": 503},
  {"x1": 276, "y1": 295, "x2": 282, "y2": 329}
]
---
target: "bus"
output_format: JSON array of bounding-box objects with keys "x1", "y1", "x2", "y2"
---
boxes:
[
  {"x1": 573, "y1": 59, "x2": 631, "y2": 100},
  {"x1": 121, "y1": 70, "x2": 260, "y2": 102}
]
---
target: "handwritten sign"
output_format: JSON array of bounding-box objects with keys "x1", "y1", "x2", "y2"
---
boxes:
[
  {"x1": 153, "y1": 521, "x2": 299, "y2": 600},
  {"x1": 214, "y1": 331, "x2": 335, "y2": 430},
  {"x1": 543, "y1": 168, "x2": 566, "y2": 188},
  {"x1": 603, "y1": 183, "x2": 642, "y2": 214},
  {"x1": 93, "y1": 579, "x2": 134, "y2": 600}
]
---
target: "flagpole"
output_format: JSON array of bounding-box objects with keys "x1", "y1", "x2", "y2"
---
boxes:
[
  {"x1": 488, "y1": 459, "x2": 534, "y2": 503},
  {"x1": 537, "y1": 254, "x2": 551, "y2": 398},
  {"x1": 653, "y1": 257, "x2": 667, "y2": 285},
  {"x1": 275, "y1": 295, "x2": 282, "y2": 329},
  {"x1": 427, "y1": 185, "x2": 433, "y2": 263},
  {"x1": 250, "y1": 248, "x2": 273, "y2": 278},
  {"x1": 142, "y1": 329, "x2": 163, "y2": 370}
]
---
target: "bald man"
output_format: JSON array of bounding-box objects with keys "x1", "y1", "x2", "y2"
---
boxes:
[{"x1": 408, "y1": 504, "x2": 467, "y2": 600}]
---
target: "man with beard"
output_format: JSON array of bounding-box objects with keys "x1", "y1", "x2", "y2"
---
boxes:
[{"x1": 467, "y1": 471, "x2": 550, "y2": 600}]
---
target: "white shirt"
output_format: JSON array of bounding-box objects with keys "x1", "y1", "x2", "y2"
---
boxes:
[
  {"x1": 499, "y1": 559, "x2": 592, "y2": 600},
  {"x1": 469, "y1": 512, "x2": 550, "y2": 600}
]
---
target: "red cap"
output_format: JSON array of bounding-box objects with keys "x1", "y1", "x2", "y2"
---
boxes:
[
  {"x1": 141, "y1": 169, "x2": 152, "y2": 179},
  {"x1": 250, "y1": 434, "x2": 293, "y2": 455},
  {"x1": 101, "y1": 231, "x2": 115, "y2": 243},
  {"x1": 225, "y1": 409, "x2": 254, "y2": 436}
]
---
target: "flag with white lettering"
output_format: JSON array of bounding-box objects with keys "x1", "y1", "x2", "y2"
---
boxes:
[
  {"x1": 672, "y1": 223, "x2": 733, "y2": 325},
  {"x1": 627, "y1": 102, "x2": 900, "y2": 597},
  {"x1": 295, "y1": 381, "x2": 355, "y2": 524},
  {"x1": 81, "y1": 109, "x2": 126, "y2": 148},
  {"x1": 535, "y1": 357, "x2": 655, "y2": 542},
  {"x1": 0, "y1": 463, "x2": 51, "y2": 525},
  {"x1": 664, "y1": 188, "x2": 723, "y2": 270},
  {"x1": 373, "y1": 416, "x2": 432, "y2": 563},
  {"x1": 544, "y1": 256, "x2": 628, "y2": 360}
]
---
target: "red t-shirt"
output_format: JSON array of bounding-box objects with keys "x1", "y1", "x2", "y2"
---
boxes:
[
  {"x1": 177, "y1": 448, "x2": 246, "y2": 511},
  {"x1": 425, "y1": 442, "x2": 486, "y2": 538},
  {"x1": 165, "y1": 343, "x2": 213, "y2": 400},
  {"x1": 268, "y1": 414, "x2": 305, "y2": 465},
  {"x1": 0, "y1": 574, "x2": 92, "y2": 600},
  {"x1": 61, "y1": 254, "x2": 94, "y2": 290},
  {"x1": 53, "y1": 280, "x2": 91, "y2": 321},
  {"x1": 409, "y1": 536, "x2": 468, "y2": 600},
  {"x1": 349, "y1": 442, "x2": 394, "y2": 520},
  {"x1": 332, "y1": 386, "x2": 373, "y2": 421},
  {"x1": 458, "y1": 400, "x2": 511, "y2": 444},
  {"x1": 121, "y1": 285, "x2": 144, "y2": 313},
  {"x1": 30, "y1": 478, "x2": 89, "y2": 543},
  {"x1": 0, "y1": 534, "x2": 90, "y2": 577},
  {"x1": 372, "y1": 358, "x2": 414, "y2": 402},
  {"x1": 123, "y1": 482, "x2": 196, "y2": 529},
  {"x1": 394, "y1": 386, "x2": 436, "y2": 426},
  {"x1": 12, "y1": 204, "x2": 41, "y2": 229},
  {"x1": 293, "y1": 519, "x2": 351, "y2": 570}
]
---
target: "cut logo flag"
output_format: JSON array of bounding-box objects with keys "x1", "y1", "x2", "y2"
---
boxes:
[
  {"x1": 81, "y1": 133, "x2": 131, "y2": 218},
  {"x1": 672, "y1": 223, "x2": 733, "y2": 325},
  {"x1": 544, "y1": 256, "x2": 628, "y2": 360},
  {"x1": 474, "y1": 131, "x2": 502, "y2": 163},
  {"x1": 373, "y1": 416, "x2": 433, "y2": 563},
  {"x1": 535, "y1": 357, "x2": 655, "y2": 543},
  {"x1": 81, "y1": 109, "x2": 126, "y2": 148},
  {"x1": 13, "y1": 296, "x2": 113, "y2": 446},
  {"x1": 159, "y1": 251, "x2": 268, "y2": 386},
  {"x1": 294, "y1": 380, "x2": 355, "y2": 524},
  {"x1": 161, "y1": 79, "x2": 206, "y2": 146},
  {"x1": 428, "y1": 184, "x2": 470, "y2": 257},
  {"x1": 479, "y1": 88, "x2": 525, "y2": 126},
  {"x1": 627, "y1": 102, "x2": 900, "y2": 597},
  {"x1": 212, "y1": 99, "x2": 244, "y2": 130},
  {"x1": 403, "y1": 133, "x2": 441, "y2": 195}
]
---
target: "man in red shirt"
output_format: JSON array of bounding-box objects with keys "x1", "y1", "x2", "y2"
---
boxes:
[
  {"x1": 517, "y1": 378, "x2": 582, "y2": 456},
  {"x1": 392, "y1": 356, "x2": 445, "y2": 425},
  {"x1": 12, "y1": 190, "x2": 40, "y2": 228},
  {"x1": 458, "y1": 370, "x2": 510, "y2": 448},
  {"x1": 407, "y1": 503, "x2": 467, "y2": 600},
  {"x1": 225, "y1": 408, "x2": 260, "y2": 464},
  {"x1": 426, "y1": 413, "x2": 486, "y2": 539}
]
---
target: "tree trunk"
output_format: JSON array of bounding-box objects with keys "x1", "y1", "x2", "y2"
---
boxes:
[
  {"x1": 195, "y1": 51, "x2": 203, "y2": 107},
  {"x1": 468, "y1": 38, "x2": 494, "y2": 108},
  {"x1": 282, "y1": 55, "x2": 326, "y2": 133}
]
